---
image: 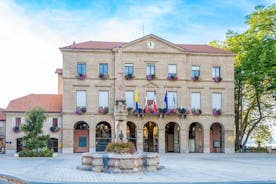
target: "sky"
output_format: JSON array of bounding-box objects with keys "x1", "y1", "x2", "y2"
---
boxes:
[{"x1": 0, "y1": 0, "x2": 275, "y2": 109}]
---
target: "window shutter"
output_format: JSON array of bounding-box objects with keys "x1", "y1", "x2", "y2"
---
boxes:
[
  {"x1": 21, "y1": 117, "x2": 25, "y2": 124},
  {"x1": 48, "y1": 118, "x2": 53, "y2": 128},
  {"x1": 12, "y1": 117, "x2": 16, "y2": 128},
  {"x1": 57, "y1": 117, "x2": 62, "y2": 128}
]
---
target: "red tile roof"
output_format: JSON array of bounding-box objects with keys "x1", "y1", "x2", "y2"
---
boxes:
[
  {"x1": 6, "y1": 94, "x2": 62, "y2": 113},
  {"x1": 0, "y1": 108, "x2": 6, "y2": 121},
  {"x1": 61, "y1": 40, "x2": 232, "y2": 54}
]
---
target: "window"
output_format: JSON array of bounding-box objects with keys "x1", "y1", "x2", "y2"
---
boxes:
[
  {"x1": 192, "y1": 66, "x2": 200, "y2": 77},
  {"x1": 146, "y1": 64, "x2": 155, "y2": 75},
  {"x1": 99, "y1": 91, "x2": 109, "y2": 107},
  {"x1": 191, "y1": 93, "x2": 201, "y2": 109},
  {"x1": 124, "y1": 64, "x2": 134, "y2": 75},
  {"x1": 16, "y1": 118, "x2": 21, "y2": 126},
  {"x1": 77, "y1": 63, "x2": 86, "y2": 75},
  {"x1": 213, "y1": 66, "x2": 221, "y2": 77},
  {"x1": 212, "y1": 93, "x2": 222, "y2": 109},
  {"x1": 125, "y1": 91, "x2": 134, "y2": 108},
  {"x1": 168, "y1": 91, "x2": 177, "y2": 109},
  {"x1": 146, "y1": 91, "x2": 156, "y2": 105},
  {"x1": 53, "y1": 118, "x2": 58, "y2": 127},
  {"x1": 99, "y1": 64, "x2": 108, "y2": 74},
  {"x1": 76, "y1": 90, "x2": 86, "y2": 108},
  {"x1": 168, "y1": 64, "x2": 177, "y2": 76}
]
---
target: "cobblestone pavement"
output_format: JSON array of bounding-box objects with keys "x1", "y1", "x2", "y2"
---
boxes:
[{"x1": 0, "y1": 153, "x2": 276, "y2": 184}]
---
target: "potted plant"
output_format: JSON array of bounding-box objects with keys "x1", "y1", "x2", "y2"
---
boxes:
[
  {"x1": 50, "y1": 126, "x2": 60, "y2": 133},
  {"x1": 99, "y1": 73, "x2": 109, "y2": 80},
  {"x1": 191, "y1": 108, "x2": 202, "y2": 115},
  {"x1": 167, "y1": 74, "x2": 177, "y2": 81},
  {"x1": 212, "y1": 76, "x2": 222, "y2": 83},
  {"x1": 146, "y1": 74, "x2": 155, "y2": 81},
  {"x1": 12, "y1": 126, "x2": 20, "y2": 133},
  {"x1": 134, "y1": 108, "x2": 144, "y2": 118},
  {"x1": 212, "y1": 108, "x2": 222, "y2": 116},
  {"x1": 176, "y1": 107, "x2": 189, "y2": 118},
  {"x1": 98, "y1": 106, "x2": 109, "y2": 114},
  {"x1": 77, "y1": 73, "x2": 86, "y2": 80},
  {"x1": 76, "y1": 106, "x2": 87, "y2": 115},
  {"x1": 191, "y1": 76, "x2": 199, "y2": 81},
  {"x1": 125, "y1": 74, "x2": 134, "y2": 80}
]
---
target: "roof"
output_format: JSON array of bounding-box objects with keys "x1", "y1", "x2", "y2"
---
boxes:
[
  {"x1": 60, "y1": 34, "x2": 233, "y2": 54},
  {"x1": 0, "y1": 108, "x2": 6, "y2": 121},
  {"x1": 6, "y1": 94, "x2": 62, "y2": 113}
]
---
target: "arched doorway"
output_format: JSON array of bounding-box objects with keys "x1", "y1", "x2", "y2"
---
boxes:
[
  {"x1": 143, "y1": 122, "x2": 158, "y2": 152},
  {"x1": 48, "y1": 138, "x2": 58, "y2": 152},
  {"x1": 16, "y1": 138, "x2": 23, "y2": 153},
  {"x1": 96, "y1": 122, "x2": 111, "y2": 152},
  {"x1": 165, "y1": 122, "x2": 180, "y2": 153},
  {"x1": 189, "y1": 122, "x2": 203, "y2": 153},
  {"x1": 74, "y1": 121, "x2": 89, "y2": 153},
  {"x1": 210, "y1": 123, "x2": 224, "y2": 153},
  {"x1": 127, "y1": 121, "x2": 136, "y2": 148}
]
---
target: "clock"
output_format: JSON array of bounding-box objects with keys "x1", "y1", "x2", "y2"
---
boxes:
[{"x1": 147, "y1": 41, "x2": 155, "y2": 49}]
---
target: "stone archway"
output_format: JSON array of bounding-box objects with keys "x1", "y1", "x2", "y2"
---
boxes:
[
  {"x1": 165, "y1": 122, "x2": 180, "y2": 153},
  {"x1": 210, "y1": 123, "x2": 225, "y2": 153},
  {"x1": 74, "y1": 121, "x2": 89, "y2": 153},
  {"x1": 96, "y1": 121, "x2": 111, "y2": 152},
  {"x1": 127, "y1": 121, "x2": 136, "y2": 148},
  {"x1": 143, "y1": 122, "x2": 158, "y2": 152},
  {"x1": 189, "y1": 122, "x2": 203, "y2": 153}
]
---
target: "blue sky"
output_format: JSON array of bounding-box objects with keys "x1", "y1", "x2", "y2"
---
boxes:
[{"x1": 0, "y1": 0, "x2": 275, "y2": 108}]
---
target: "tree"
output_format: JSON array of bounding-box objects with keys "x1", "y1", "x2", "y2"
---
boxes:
[
  {"x1": 21, "y1": 107, "x2": 50, "y2": 152},
  {"x1": 251, "y1": 124, "x2": 273, "y2": 148},
  {"x1": 210, "y1": 5, "x2": 276, "y2": 150}
]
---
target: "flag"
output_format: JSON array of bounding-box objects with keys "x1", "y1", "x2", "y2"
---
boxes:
[
  {"x1": 144, "y1": 95, "x2": 148, "y2": 113},
  {"x1": 153, "y1": 95, "x2": 157, "y2": 113},
  {"x1": 135, "y1": 88, "x2": 139, "y2": 113},
  {"x1": 164, "y1": 90, "x2": 168, "y2": 113},
  {"x1": 173, "y1": 93, "x2": 176, "y2": 108}
]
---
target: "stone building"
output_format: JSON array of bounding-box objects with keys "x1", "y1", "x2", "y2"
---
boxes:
[
  {"x1": 59, "y1": 34, "x2": 235, "y2": 153},
  {"x1": 0, "y1": 108, "x2": 6, "y2": 153},
  {"x1": 5, "y1": 94, "x2": 62, "y2": 153}
]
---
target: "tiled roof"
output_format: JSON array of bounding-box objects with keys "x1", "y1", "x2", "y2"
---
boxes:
[
  {"x1": 0, "y1": 108, "x2": 6, "y2": 121},
  {"x1": 61, "y1": 39, "x2": 232, "y2": 54},
  {"x1": 6, "y1": 94, "x2": 62, "y2": 113}
]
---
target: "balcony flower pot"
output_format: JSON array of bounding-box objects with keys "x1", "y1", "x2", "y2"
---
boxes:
[
  {"x1": 125, "y1": 74, "x2": 134, "y2": 80},
  {"x1": 191, "y1": 108, "x2": 202, "y2": 115},
  {"x1": 176, "y1": 107, "x2": 189, "y2": 118},
  {"x1": 76, "y1": 107, "x2": 87, "y2": 115},
  {"x1": 212, "y1": 109, "x2": 222, "y2": 116},
  {"x1": 134, "y1": 108, "x2": 144, "y2": 118},
  {"x1": 146, "y1": 74, "x2": 155, "y2": 81},
  {"x1": 212, "y1": 77, "x2": 222, "y2": 83},
  {"x1": 99, "y1": 73, "x2": 109, "y2": 80},
  {"x1": 98, "y1": 107, "x2": 109, "y2": 114},
  {"x1": 77, "y1": 73, "x2": 86, "y2": 80},
  {"x1": 50, "y1": 126, "x2": 60, "y2": 133},
  {"x1": 191, "y1": 76, "x2": 199, "y2": 81},
  {"x1": 12, "y1": 126, "x2": 20, "y2": 133},
  {"x1": 167, "y1": 74, "x2": 177, "y2": 81}
]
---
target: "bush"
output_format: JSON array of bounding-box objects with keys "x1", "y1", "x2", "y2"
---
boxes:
[
  {"x1": 19, "y1": 147, "x2": 53, "y2": 157},
  {"x1": 105, "y1": 142, "x2": 136, "y2": 154}
]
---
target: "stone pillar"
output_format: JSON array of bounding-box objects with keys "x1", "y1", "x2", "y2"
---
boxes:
[
  {"x1": 224, "y1": 129, "x2": 235, "y2": 153},
  {"x1": 62, "y1": 128, "x2": 73, "y2": 153},
  {"x1": 136, "y1": 128, "x2": 143, "y2": 153},
  {"x1": 203, "y1": 128, "x2": 210, "y2": 153},
  {"x1": 159, "y1": 128, "x2": 165, "y2": 153},
  {"x1": 90, "y1": 127, "x2": 96, "y2": 152},
  {"x1": 180, "y1": 128, "x2": 188, "y2": 153}
]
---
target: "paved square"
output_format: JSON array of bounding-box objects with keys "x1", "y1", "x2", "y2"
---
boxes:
[{"x1": 0, "y1": 153, "x2": 276, "y2": 183}]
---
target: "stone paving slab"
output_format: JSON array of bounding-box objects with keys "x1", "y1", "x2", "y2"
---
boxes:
[{"x1": 0, "y1": 153, "x2": 276, "y2": 184}]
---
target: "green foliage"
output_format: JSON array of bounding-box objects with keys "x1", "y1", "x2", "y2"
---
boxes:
[
  {"x1": 251, "y1": 124, "x2": 273, "y2": 147},
  {"x1": 20, "y1": 107, "x2": 51, "y2": 156},
  {"x1": 19, "y1": 147, "x2": 53, "y2": 157},
  {"x1": 105, "y1": 142, "x2": 136, "y2": 154}
]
